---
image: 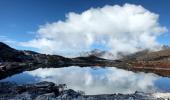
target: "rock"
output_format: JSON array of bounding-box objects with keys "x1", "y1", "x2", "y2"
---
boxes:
[
  {"x1": 14, "y1": 92, "x2": 32, "y2": 100},
  {"x1": 62, "y1": 89, "x2": 81, "y2": 99},
  {"x1": 34, "y1": 81, "x2": 55, "y2": 88},
  {"x1": 35, "y1": 93, "x2": 56, "y2": 100},
  {"x1": 0, "y1": 81, "x2": 61, "y2": 99},
  {"x1": 0, "y1": 81, "x2": 169, "y2": 100},
  {"x1": 0, "y1": 82, "x2": 17, "y2": 94}
]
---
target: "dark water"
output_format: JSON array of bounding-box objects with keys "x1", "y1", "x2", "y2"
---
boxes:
[{"x1": 1, "y1": 66, "x2": 170, "y2": 95}]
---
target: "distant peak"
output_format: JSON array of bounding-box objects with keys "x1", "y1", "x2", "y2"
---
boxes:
[
  {"x1": 0, "y1": 42, "x2": 8, "y2": 45},
  {"x1": 0, "y1": 42, "x2": 11, "y2": 48},
  {"x1": 0, "y1": 42, "x2": 17, "y2": 53}
]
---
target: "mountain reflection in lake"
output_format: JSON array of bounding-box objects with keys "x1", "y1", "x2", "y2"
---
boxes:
[{"x1": 1, "y1": 66, "x2": 170, "y2": 95}]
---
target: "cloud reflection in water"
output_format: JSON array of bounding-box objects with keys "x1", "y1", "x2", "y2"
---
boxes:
[{"x1": 27, "y1": 66, "x2": 159, "y2": 95}]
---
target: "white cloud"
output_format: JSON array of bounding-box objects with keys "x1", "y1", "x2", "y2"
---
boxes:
[
  {"x1": 0, "y1": 35, "x2": 18, "y2": 46},
  {"x1": 21, "y1": 3, "x2": 167, "y2": 58},
  {"x1": 27, "y1": 66, "x2": 159, "y2": 95}
]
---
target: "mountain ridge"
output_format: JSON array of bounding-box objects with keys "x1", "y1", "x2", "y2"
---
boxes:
[{"x1": 0, "y1": 42, "x2": 170, "y2": 79}]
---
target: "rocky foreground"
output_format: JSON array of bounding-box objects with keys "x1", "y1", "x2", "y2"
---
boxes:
[{"x1": 0, "y1": 81, "x2": 169, "y2": 100}]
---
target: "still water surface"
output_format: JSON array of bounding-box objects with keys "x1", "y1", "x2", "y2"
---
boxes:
[{"x1": 1, "y1": 66, "x2": 170, "y2": 95}]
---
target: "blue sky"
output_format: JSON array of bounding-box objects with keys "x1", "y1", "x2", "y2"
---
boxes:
[{"x1": 0, "y1": 0, "x2": 170, "y2": 52}]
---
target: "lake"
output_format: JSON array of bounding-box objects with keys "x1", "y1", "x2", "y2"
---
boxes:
[{"x1": 1, "y1": 66, "x2": 170, "y2": 95}]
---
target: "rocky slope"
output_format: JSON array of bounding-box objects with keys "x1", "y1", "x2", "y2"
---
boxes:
[
  {"x1": 0, "y1": 42, "x2": 124, "y2": 80},
  {"x1": 123, "y1": 49, "x2": 170, "y2": 77},
  {"x1": 0, "y1": 42, "x2": 170, "y2": 79},
  {"x1": 0, "y1": 81, "x2": 169, "y2": 100}
]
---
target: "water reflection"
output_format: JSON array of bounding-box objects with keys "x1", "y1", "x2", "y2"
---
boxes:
[
  {"x1": 1, "y1": 66, "x2": 170, "y2": 95},
  {"x1": 155, "y1": 77, "x2": 170, "y2": 92}
]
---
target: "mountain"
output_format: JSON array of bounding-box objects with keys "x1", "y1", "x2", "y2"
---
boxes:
[
  {"x1": 0, "y1": 42, "x2": 30, "y2": 62},
  {"x1": 80, "y1": 49, "x2": 112, "y2": 58},
  {"x1": 0, "y1": 42, "x2": 117, "y2": 79},
  {"x1": 0, "y1": 42, "x2": 170, "y2": 79},
  {"x1": 79, "y1": 49, "x2": 123, "y2": 59}
]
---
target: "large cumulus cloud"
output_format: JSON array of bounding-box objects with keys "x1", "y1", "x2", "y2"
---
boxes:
[{"x1": 21, "y1": 4, "x2": 167, "y2": 58}]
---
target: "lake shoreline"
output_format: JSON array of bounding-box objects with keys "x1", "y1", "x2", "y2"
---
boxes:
[
  {"x1": 1, "y1": 42, "x2": 170, "y2": 99},
  {"x1": 1, "y1": 42, "x2": 170, "y2": 80}
]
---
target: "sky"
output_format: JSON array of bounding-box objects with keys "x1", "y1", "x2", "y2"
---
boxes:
[{"x1": 0, "y1": 0, "x2": 170, "y2": 57}]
